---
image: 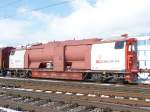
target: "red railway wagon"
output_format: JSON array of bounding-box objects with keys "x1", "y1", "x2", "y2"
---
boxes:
[
  {"x1": 0, "y1": 47, "x2": 14, "y2": 75},
  {"x1": 24, "y1": 38, "x2": 101, "y2": 80},
  {"x1": 8, "y1": 38, "x2": 138, "y2": 83}
]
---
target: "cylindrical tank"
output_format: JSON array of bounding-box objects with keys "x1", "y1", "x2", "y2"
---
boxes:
[
  {"x1": 25, "y1": 39, "x2": 101, "y2": 69},
  {"x1": 65, "y1": 45, "x2": 90, "y2": 61},
  {"x1": 28, "y1": 44, "x2": 54, "y2": 62}
]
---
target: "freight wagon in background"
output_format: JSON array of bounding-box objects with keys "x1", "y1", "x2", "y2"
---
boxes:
[
  {"x1": 0, "y1": 47, "x2": 14, "y2": 75},
  {"x1": 6, "y1": 37, "x2": 138, "y2": 83},
  {"x1": 135, "y1": 36, "x2": 150, "y2": 84}
]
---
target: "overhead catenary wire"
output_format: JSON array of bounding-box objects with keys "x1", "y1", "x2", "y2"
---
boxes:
[
  {"x1": 0, "y1": 0, "x2": 23, "y2": 20},
  {"x1": 0, "y1": 0, "x2": 75, "y2": 20},
  {"x1": 0, "y1": 0, "x2": 21, "y2": 8},
  {"x1": 31, "y1": 0, "x2": 74, "y2": 11}
]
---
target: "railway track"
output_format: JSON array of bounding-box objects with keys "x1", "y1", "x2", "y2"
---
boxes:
[
  {"x1": 0, "y1": 77, "x2": 150, "y2": 112},
  {"x1": 0, "y1": 87, "x2": 149, "y2": 112},
  {"x1": 0, "y1": 77, "x2": 150, "y2": 94}
]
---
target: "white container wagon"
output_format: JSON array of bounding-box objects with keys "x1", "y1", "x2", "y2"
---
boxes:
[{"x1": 134, "y1": 36, "x2": 150, "y2": 84}]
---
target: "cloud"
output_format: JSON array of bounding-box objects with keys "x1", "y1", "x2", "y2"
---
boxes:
[
  {"x1": 1, "y1": 0, "x2": 150, "y2": 45},
  {"x1": 47, "y1": 0, "x2": 150, "y2": 39},
  {"x1": 18, "y1": 6, "x2": 54, "y2": 21},
  {"x1": 0, "y1": 44, "x2": 6, "y2": 47},
  {"x1": 0, "y1": 19, "x2": 28, "y2": 40}
]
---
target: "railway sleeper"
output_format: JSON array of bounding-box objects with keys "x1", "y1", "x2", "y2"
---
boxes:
[{"x1": 0, "y1": 90, "x2": 149, "y2": 112}]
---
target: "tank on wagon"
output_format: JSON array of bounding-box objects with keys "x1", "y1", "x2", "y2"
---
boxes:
[{"x1": 8, "y1": 37, "x2": 138, "y2": 83}]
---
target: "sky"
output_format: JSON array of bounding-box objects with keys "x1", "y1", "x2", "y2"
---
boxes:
[{"x1": 0, "y1": 0, "x2": 150, "y2": 46}]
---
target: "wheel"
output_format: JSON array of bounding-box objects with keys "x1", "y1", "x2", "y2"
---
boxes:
[
  {"x1": 0, "y1": 70, "x2": 2, "y2": 76},
  {"x1": 26, "y1": 71, "x2": 32, "y2": 78},
  {"x1": 91, "y1": 74, "x2": 105, "y2": 82},
  {"x1": 2, "y1": 70, "x2": 7, "y2": 77}
]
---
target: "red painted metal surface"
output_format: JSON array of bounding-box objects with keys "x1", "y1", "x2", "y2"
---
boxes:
[
  {"x1": 0, "y1": 47, "x2": 14, "y2": 69},
  {"x1": 24, "y1": 38, "x2": 139, "y2": 82},
  {"x1": 32, "y1": 71, "x2": 83, "y2": 80},
  {"x1": 125, "y1": 38, "x2": 138, "y2": 82},
  {"x1": 53, "y1": 45, "x2": 64, "y2": 71},
  {"x1": 25, "y1": 38, "x2": 101, "y2": 70}
]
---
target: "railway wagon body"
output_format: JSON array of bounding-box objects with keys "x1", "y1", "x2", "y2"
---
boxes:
[
  {"x1": 134, "y1": 36, "x2": 150, "y2": 84},
  {"x1": 0, "y1": 47, "x2": 14, "y2": 75},
  {"x1": 9, "y1": 38, "x2": 138, "y2": 83}
]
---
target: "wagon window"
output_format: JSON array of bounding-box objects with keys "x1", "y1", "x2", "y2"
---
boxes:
[
  {"x1": 10, "y1": 51, "x2": 15, "y2": 55},
  {"x1": 114, "y1": 41, "x2": 124, "y2": 49},
  {"x1": 147, "y1": 40, "x2": 150, "y2": 45},
  {"x1": 138, "y1": 40, "x2": 146, "y2": 46}
]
